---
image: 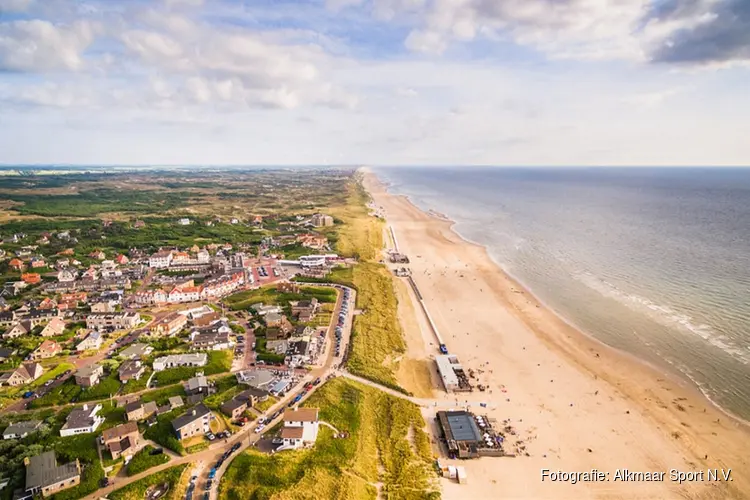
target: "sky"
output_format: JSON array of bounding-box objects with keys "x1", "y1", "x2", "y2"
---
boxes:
[{"x1": 0, "y1": 0, "x2": 748, "y2": 166}]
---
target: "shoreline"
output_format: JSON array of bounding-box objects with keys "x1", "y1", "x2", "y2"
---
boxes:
[
  {"x1": 362, "y1": 167, "x2": 750, "y2": 499},
  {"x1": 377, "y1": 168, "x2": 750, "y2": 429}
]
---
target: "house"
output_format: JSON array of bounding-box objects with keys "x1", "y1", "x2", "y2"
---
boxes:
[
  {"x1": 90, "y1": 300, "x2": 116, "y2": 313},
  {"x1": 0, "y1": 310, "x2": 15, "y2": 327},
  {"x1": 2, "y1": 280, "x2": 27, "y2": 297},
  {"x1": 152, "y1": 353, "x2": 207, "y2": 372},
  {"x1": 190, "y1": 331, "x2": 234, "y2": 351},
  {"x1": 168, "y1": 396, "x2": 184, "y2": 410},
  {"x1": 0, "y1": 363, "x2": 43, "y2": 386},
  {"x1": 148, "y1": 250, "x2": 173, "y2": 269},
  {"x1": 74, "y1": 364, "x2": 104, "y2": 387},
  {"x1": 297, "y1": 233, "x2": 328, "y2": 249},
  {"x1": 76, "y1": 330, "x2": 103, "y2": 352},
  {"x1": 3, "y1": 420, "x2": 42, "y2": 440},
  {"x1": 37, "y1": 298, "x2": 57, "y2": 310},
  {"x1": 9, "y1": 258, "x2": 24, "y2": 271},
  {"x1": 21, "y1": 273, "x2": 41, "y2": 284},
  {"x1": 85, "y1": 312, "x2": 140, "y2": 331},
  {"x1": 88, "y1": 250, "x2": 106, "y2": 260},
  {"x1": 115, "y1": 254, "x2": 129, "y2": 265},
  {"x1": 125, "y1": 399, "x2": 158, "y2": 422},
  {"x1": 311, "y1": 213, "x2": 334, "y2": 227},
  {"x1": 31, "y1": 340, "x2": 63, "y2": 360},
  {"x1": 134, "y1": 289, "x2": 168, "y2": 305},
  {"x1": 118, "y1": 360, "x2": 146, "y2": 382},
  {"x1": 191, "y1": 311, "x2": 221, "y2": 327},
  {"x1": 220, "y1": 389, "x2": 259, "y2": 420},
  {"x1": 149, "y1": 312, "x2": 187, "y2": 337},
  {"x1": 278, "y1": 408, "x2": 320, "y2": 451},
  {"x1": 59, "y1": 404, "x2": 104, "y2": 436},
  {"x1": 56, "y1": 269, "x2": 76, "y2": 283},
  {"x1": 3, "y1": 321, "x2": 31, "y2": 339},
  {"x1": 30, "y1": 258, "x2": 46, "y2": 269},
  {"x1": 40, "y1": 318, "x2": 66, "y2": 337},
  {"x1": 177, "y1": 218, "x2": 191, "y2": 226},
  {"x1": 24, "y1": 451, "x2": 81, "y2": 497},
  {"x1": 0, "y1": 297, "x2": 8, "y2": 311},
  {"x1": 172, "y1": 404, "x2": 211, "y2": 440},
  {"x1": 235, "y1": 369, "x2": 276, "y2": 390},
  {"x1": 21, "y1": 308, "x2": 61, "y2": 327},
  {"x1": 167, "y1": 285, "x2": 201, "y2": 303},
  {"x1": 101, "y1": 422, "x2": 140, "y2": 460},
  {"x1": 81, "y1": 267, "x2": 98, "y2": 280},
  {"x1": 251, "y1": 303, "x2": 282, "y2": 316},
  {"x1": 277, "y1": 282, "x2": 300, "y2": 294},
  {"x1": 291, "y1": 298, "x2": 319, "y2": 322},
  {"x1": 119, "y1": 343, "x2": 153, "y2": 360},
  {"x1": 60, "y1": 292, "x2": 87, "y2": 305},
  {"x1": 185, "y1": 375, "x2": 210, "y2": 397},
  {"x1": 0, "y1": 347, "x2": 16, "y2": 361}
]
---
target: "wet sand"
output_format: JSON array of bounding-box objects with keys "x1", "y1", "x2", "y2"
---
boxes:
[{"x1": 363, "y1": 170, "x2": 750, "y2": 500}]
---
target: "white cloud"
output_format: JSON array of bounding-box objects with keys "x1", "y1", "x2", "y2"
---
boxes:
[
  {"x1": 0, "y1": 19, "x2": 96, "y2": 71},
  {"x1": 0, "y1": 0, "x2": 32, "y2": 13}
]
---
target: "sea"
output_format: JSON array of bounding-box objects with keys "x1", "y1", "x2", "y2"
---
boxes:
[{"x1": 374, "y1": 167, "x2": 750, "y2": 421}]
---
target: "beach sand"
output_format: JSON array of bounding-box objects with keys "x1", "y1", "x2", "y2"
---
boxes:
[{"x1": 363, "y1": 171, "x2": 750, "y2": 500}]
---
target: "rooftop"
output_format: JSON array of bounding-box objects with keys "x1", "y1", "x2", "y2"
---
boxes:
[
  {"x1": 280, "y1": 426, "x2": 304, "y2": 439},
  {"x1": 25, "y1": 451, "x2": 79, "y2": 491},
  {"x1": 172, "y1": 404, "x2": 211, "y2": 431},
  {"x1": 284, "y1": 408, "x2": 318, "y2": 423},
  {"x1": 101, "y1": 422, "x2": 138, "y2": 443}
]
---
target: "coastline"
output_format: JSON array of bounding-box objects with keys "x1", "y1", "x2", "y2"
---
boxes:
[{"x1": 362, "y1": 168, "x2": 750, "y2": 500}]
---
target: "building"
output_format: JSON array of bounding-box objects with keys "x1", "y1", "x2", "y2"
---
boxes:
[
  {"x1": 3, "y1": 420, "x2": 42, "y2": 440},
  {"x1": 220, "y1": 390, "x2": 259, "y2": 420},
  {"x1": 31, "y1": 339, "x2": 63, "y2": 360},
  {"x1": 8, "y1": 258, "x2": 24, "y2": 271},
  {"x1": 74, "y1": 364, "x2": 104, "y2": 387},
  {"x1": 436, "y1": 410, "x2": 504, "y2": 459},
  {"x1": 60, "y1": 404, "x2": 104, "y2": 437},
  {"x1": 0, "y1": 363, "x2": 44, "y2": 386},
  {"x1": 91, "y1": 301, "x2": 116, "y2": 313},
  {"x1": 191, "y1": 311, "x2": 221, "y2": 327},
  {"x1": 24, "y1": 451, "x2": 81, "y2": 497},
  {"x1": 118, "y1": 360, "x2": 146, "y2": 382},
  {"x1": 185, "y1": 375, "x2": 210, "y2": 397},
  {"x1": 298, "y1": 255, "x2": 327, "y2": 268},
  {"x1": 177, "y1": 218, "x2": 191, "y2": 226},
  {"x1": 40, "y1": 317, "x2": 66, "y2": 337},
  {"x1": 125, "y1": 399, "x2": 158, "y2": 422},
  {"x1": 291, "y1": 298, "x2": 319, "y2": 322},
  {"x1": 277, "y1": 282, "x2": 300, "y2": 294},
  {"x1": 119, "y1": 343, "x2": 153, "y2": 360},
  {"x1": 167, "y1": 285, "x2": 201, "y2": 303},
  {"x1": 435, "y1": 355, "x2": 472, "y2": 393},
  {"x1": 190, "y1": 331, "x2": 233, "y2": 351},
  {"x1": 21, "y1": 273, "x2": 41, "y2": 284},
  {"x1": 101, "y1": 422, "x2": 140, "y2": 460},
  {"x1": 3, "y1": 321, "x2": 31, "y2": 339},
  {"x1": 150, "y1": 312, "x2": 188, "y2": 337},
  {"x1": 251, "y1": 303, "x2": 282, "y2": 316},
  {"x1": 311, "y1": 213, "x2": 334, "y2": 227},
  {"x1": 149, "y1": 250, "x2": 173, "y2": 269},
  {"x1": 0, "y1": 347, "x2": 16, "y2": 361},
  {"x1": 56, "y1": 269, "x2": 76, "y2": 283},
  {"x1": 76, "y1": 330, "x2": 103, "y2": 352},
  {"x1": 172, "y1": 404, "x2": 211, "y2": 440},
  {"x1": 152, "y1": 353, "x2": 207, "y2": 372},
  {"x1": 86, "y1": 312, "x2": 140, "y2": 331},
  {"x1": 278, "y1": 408, "x2": 320, "y2": 451}
]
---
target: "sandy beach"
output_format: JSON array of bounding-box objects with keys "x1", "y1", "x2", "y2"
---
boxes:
[{"x1": 363, "y1": 170, "x2": 750, "y2": 500}]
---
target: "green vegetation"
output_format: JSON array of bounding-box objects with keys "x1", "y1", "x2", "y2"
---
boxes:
[
  {"x1": 121, "y1": 370, "x2": 151, "y2": 394},
  {"x1": 51, "y1": 462, "x2": 104, "y2": 500},
  {"x1": 140, "y1": 384, "x2": 186, "y2": 405},
  {"x1": 225, "y1": 285, "x2": 337, "y2": 311},
  {"x1": 49, "y1": 434, "x2": 104, "y2": 500},
  {"x1": 254, "y1": 396, "x2": 277, "y2": 413},
  {"x1": 185, "y1": 441, "x2": 209, "y2": 454},
  {"x1": 144, "y1": 409, "x2": 185, "y2": 455},
  {"x1": 109, "y1": 464, "x2": 188, "y2": 500},
  {"x1": 29, "y1": 379, "x2": 81, "y2": 409},
  {"x1": 220, "y1": 378, "x2": 437, "y2": 500},
  {"x1": 254, "y1": 337, "x2": 286, "y2": 365},
  {"x1": 127, "y1": 445, "x2": 170, "y2": 476},
  {"x1": 78, "y1": 372, "x2": 122, "y2": 402},
  {"x1": 9, "y1": 189, "x2": 194, "y2": 217}
]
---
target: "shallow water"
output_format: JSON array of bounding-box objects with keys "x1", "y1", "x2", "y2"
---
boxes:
[{"x1": 376, "y1": 167, "x2": 750, "y2": 420}]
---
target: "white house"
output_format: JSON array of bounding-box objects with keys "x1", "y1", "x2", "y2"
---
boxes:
[
  {"x1": 278, "y1": 408, "x2": 319, "y2": 451},
  {"x1": 56, "y1": 269, "x2": 77, "y2": 283},
  {"x1": 76, "y1": 331, "x2": 103, "y2": 352},
  {"x1": 60, "y1": 404, "x2": 104, "y2": 437},
  {"x1": 149, "y1": 250, "x2": 173, "y2": 269},
  {"x1": 177, "y1": 218, "x2": 191, "y2": 226},
  {"x1": 152, "y1": 353, "x2": 207, "y2": 372}
]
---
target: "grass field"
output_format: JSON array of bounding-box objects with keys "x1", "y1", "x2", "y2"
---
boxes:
[
  {"x1": 219, "y1": 378, "x2": 437, "y2": 500},
  {"x1": 326, "y1": 175, "x2": 408, "y2": 392},
  {"x1": 109, "y1": 464, "x2": 189, "y2": 500}
]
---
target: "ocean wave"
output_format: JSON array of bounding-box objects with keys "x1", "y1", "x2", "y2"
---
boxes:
[{"x1": 573, "y1": 271, "x2": 749, "y2": 363}]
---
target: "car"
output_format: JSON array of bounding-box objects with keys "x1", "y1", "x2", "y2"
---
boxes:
[
  {"x1": 150, "y1": 447, "x2": 164, "y2": 455},
  {"x1": 99, "y1": 478, "x2": 110, "y2": 488},
  {"x1": 313, "y1": 377, "x2": 321, "y2": 385},
  {"x1": 208, "y1": 468, "x2": 217, "y2": 479},
  {"x1": 206, "y1": 432, "x2": 216, "y2": 441},
  {"x1": 235, "y1": 420, "x2": 246, "y2": 427},
  {"x1": 254, "y1": 424, "x2": 265, "y2": 433},
  {"x1": 232, "y1": 443, "x2": 241, "y2": 452}
]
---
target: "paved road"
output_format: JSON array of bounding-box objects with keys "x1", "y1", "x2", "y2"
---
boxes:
[{"x1": 83, "y1": 284, "x2": 356, "y2": 500}]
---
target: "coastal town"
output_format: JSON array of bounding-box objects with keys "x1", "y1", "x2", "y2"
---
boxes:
[{"x1": 0, "y1": 167, "x2": 745, "y2": 500}]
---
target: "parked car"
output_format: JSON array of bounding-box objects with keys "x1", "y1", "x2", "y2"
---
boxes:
[{"x1": 206, "y1": 432, "x2": 216, "y2": 441}]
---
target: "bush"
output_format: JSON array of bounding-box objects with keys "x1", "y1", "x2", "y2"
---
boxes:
[
  {"x1": 144, "y1": 410, "x2": 185, "y2": 456},
  {"x1": 78, "y1": 373, "x2": 122, "y2": 402},
  {"x1": 127, "y1": 445, "x2": 170, "y2": 476},
  {"x1": 109, "y1": 464, "x2": 188, "y2": 500}
]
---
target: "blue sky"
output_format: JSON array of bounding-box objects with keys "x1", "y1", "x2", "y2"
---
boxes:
[{"x1": 0, "y1": 0, "x2": 748, "y2": 166}]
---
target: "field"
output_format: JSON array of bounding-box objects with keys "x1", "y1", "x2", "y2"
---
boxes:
[
  {"x1": 109, "y1": 464, "x2": 189, "y2": 500},
  {"x1": 224, "y1": 285, "x2": 337, "y2": 312},
  {"x1": 219, "y1": 378, "x2": 438, "y2": 500},
  {"x1": 153, "y1": 350, "x2": 232, "y2": 385}
]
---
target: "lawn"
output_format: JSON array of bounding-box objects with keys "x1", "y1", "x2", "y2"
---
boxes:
[
  {"x1": 225, "y1": 284, "x2": 337, "y2": 311},
  {"x1": 254, "y1": 396, "x2": 277, "y2": 413},
  {"x1": 78, "y1": 372, "x2": 122, "y2": 402},
  {"x1": 140, "y1": 384, "x2": 187, "y2": 405},
  {"x1": 219, "y1": 378, "x2": 438, "y2": 500},
  {"x1": 127, "y1": 445, "x2": 170, "y2": 476},
  {"x1": 109, "y1": 464, "x2": 189, "y2": 500}
]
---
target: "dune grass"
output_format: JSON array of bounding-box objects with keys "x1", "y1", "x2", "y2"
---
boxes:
[{"x1": 219, "y1": 378, "x2": 437, "y2": 500}]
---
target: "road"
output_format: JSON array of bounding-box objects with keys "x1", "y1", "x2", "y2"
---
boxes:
[{"x1": 82, "y1": 283, "x2": 356, "y2": 500}]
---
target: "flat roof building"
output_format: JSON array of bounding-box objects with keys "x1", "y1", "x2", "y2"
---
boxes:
[{"x1": 435, "y1": 355, "x2": 472, "y2": 393}]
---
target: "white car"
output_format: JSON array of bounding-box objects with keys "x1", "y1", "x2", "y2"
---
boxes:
[{"x1": 254, "y1": 424, "x2": 266, "y2": 433}]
